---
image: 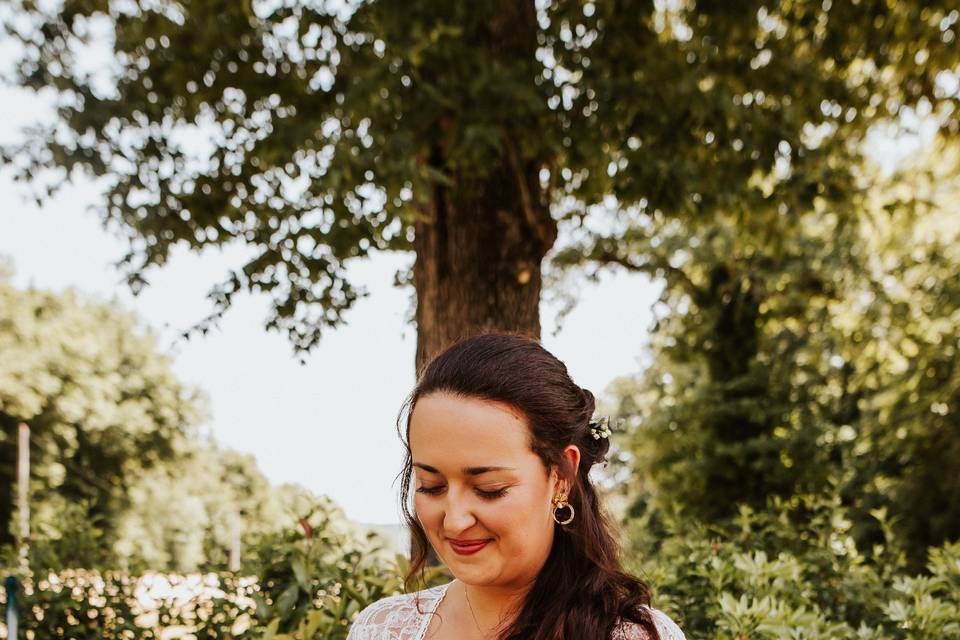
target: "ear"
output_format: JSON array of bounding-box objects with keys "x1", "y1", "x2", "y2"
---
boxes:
[{"x1": 553, "y1": 445, "x2": 581, "y2": 495}]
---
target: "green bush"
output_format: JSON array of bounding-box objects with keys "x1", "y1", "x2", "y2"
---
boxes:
[
  {"x1": 625, "y1": 495, "x2": 960, "y2": 639},
  {"x1": 0, "y1": 497, "x2": 445, "y2": 640},
  {"x1": 249, "y1": 504, "x2": 448, "y2": 640},
  {"x1": 5, "y1": 492, "x2": 958, "y2": 639}
]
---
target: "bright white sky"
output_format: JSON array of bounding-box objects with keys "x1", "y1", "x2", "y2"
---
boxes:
[{"x1": 0, "y1": 84, "x2": 664, "y2": 525}]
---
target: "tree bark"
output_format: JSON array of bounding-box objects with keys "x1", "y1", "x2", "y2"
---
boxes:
[
  {"x1": 412, "y1": 156, "x2": 555, "y2": 371},
  {"x1": 411, "y1": 0, "x2": 553, "y2": 371}
]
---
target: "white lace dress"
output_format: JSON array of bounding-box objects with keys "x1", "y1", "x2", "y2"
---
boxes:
[{"x1": 346, "y1": 581, "x2": 685, "y2": 640}]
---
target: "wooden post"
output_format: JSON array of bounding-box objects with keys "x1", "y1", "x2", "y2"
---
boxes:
[{"x1": 16, "y1": 423, "x2": 29, "y2": 573}]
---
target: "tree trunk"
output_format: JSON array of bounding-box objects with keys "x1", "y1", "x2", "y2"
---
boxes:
[
  {"x1": 412, "y1": 157, "x2": 555, "y2": 370},
  {"x1": 411, "y1": 0, "x2": 552, "y2": 372},
  {"x1": 0, "y1": 415, "x2": 18, "y2": 549},
  {"x1": 698, "y1": 265, "x2": 775, "y2": 519}
]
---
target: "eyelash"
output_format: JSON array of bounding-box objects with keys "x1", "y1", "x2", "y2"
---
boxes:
[{"x1": 415, "y1": 486, "x2": 509, "y2": 500}]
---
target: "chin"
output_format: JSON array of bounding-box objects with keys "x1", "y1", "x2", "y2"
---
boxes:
[{"x1": 447, "y1": 563, "x2": 500, "y2": 585}]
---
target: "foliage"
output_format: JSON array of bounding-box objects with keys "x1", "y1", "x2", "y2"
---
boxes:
[
  {"x1": 3, "y1": 1, "x2": 957, "y2": 350},
  {"x1": 0, "y1": 276, "x2": 202, "y2": 559},
  {"x1": 113, "y1": 443, "x2": 302, "y2": 574},
  {"x1": 248, "y1": 496, "x2": 448, "y2": 640},
  {"x1": 0, "y1": 277, "x2": 311, "y2": 573},
  {"x1": 625, "y1": 495, "x2": 960, "y2": 640},
  {"x1": 595, "y1": 204, "x2": 857, "y2": 523},
  {"x1": 1, "y1": 498, "x2": 113, "y2": 575},
  {"x1": 847, "y1": 142, "x2": 960, "y2": 565},
  {"x1": 599, "y1": 138, "x2": 960, "y2": 565},
  {"x1": 0, "y1": 569, "x2": 256, "y2": 640},
  {"x1": 0, "y1": 496, "x2": 446, "y2": 640},
  {"x1": 4, "y1": 493, "x2": 958, "y2": 639},
  {"x1": 0, "y1": 274, "x2": 443, "y2": 633}
]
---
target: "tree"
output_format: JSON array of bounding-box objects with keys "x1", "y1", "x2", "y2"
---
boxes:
[
  {"x1": 3, "y1": 1, "x2": 958, "y2": 367},
  {"x1": 0, "y1": 274, "x2": 201, "y2": 558},
  {"x1": 113, "y1": 442, "x2": 299, "y2": 572},
  {"x1": 0, "y1": 275, "x2": 325, "y2": 571},
  {"x1": 841, "y1": 140, "x2": 960, "y2": 566},
  {"x1": 601, "y1": 137, "x2": 960, "y2": 565},
  {"x1": 591, "y1": 201, "x2": 857, "y2": 525}
]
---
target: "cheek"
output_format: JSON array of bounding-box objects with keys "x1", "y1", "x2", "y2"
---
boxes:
[
  {"x1": 413, "y1": 494, "x2": 437, "y2": 526},
  {"x1": 494, "y1": 490, "x2": 550, "y2": 538}
]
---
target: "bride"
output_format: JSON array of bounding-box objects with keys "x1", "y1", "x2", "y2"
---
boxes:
[{"x1": 348, "y1": 333, "x2": 685, "y2": 640}]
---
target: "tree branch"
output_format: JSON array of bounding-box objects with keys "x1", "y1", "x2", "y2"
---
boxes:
[
  {"x1": 504, "y1": 136, "x2": 557, "y2": 252},
  {"x1": 588, "y1": 247, "x2": 704, "y2": 305}
]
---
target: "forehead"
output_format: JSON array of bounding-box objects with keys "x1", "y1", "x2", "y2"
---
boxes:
[{"x1": 408, "y1": 393, "x2": 534, "y2": 471}]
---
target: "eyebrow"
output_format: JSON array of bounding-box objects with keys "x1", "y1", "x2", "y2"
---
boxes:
[{"x1": 413, "y1": 463, "x2": 515, "y2": 476}]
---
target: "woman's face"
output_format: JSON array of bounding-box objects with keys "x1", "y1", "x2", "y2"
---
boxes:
[{"x1": 409, "y1": 392, "x2": 576, "y2": 590}]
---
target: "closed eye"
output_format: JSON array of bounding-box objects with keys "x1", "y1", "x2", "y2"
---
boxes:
[
  {"x1": 477, "y1": 487, "x2": 509, "y2": 500},
  {"x1": 415, "y1": 486, "x2": 509, "y2": 500}
]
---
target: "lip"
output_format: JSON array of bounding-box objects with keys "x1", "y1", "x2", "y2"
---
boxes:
[{"x1": 448, "y1": 539, "x2": 491, "y2": 555}]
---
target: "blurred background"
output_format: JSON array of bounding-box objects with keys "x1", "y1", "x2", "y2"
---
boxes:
[{"x1": 0, "y1": 1, "x2": 958, "y2": 638}]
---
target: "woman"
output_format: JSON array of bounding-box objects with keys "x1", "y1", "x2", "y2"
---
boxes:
[{"x1": 347, "y1": 333, "x2": 684, "y2": 640}]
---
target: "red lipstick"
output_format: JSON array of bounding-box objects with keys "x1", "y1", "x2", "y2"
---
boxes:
[{"x1": 449, "y1": 538, "x2": 491, "y2": 555}]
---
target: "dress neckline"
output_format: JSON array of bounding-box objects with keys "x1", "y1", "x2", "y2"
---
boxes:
[
  {"x1": 415, "y1": 581, "x2": 452, "y2": 640},
  {"x1": 418, "y1": 582, "x2": 683, "y2": 640}
]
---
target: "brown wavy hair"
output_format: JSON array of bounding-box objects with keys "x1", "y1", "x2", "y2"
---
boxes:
[{"x1": 395, "y1": 333, "x2": 660, "y2": 640}]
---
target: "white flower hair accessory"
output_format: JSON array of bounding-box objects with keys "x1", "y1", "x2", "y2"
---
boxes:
[{"x1": 589, "y1": 415, "x2": 612, "y2": 440}]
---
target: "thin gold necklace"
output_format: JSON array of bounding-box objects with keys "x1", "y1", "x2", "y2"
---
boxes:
[{"x1": 463, "y1": 583, "x2": 493, "y2": 639}]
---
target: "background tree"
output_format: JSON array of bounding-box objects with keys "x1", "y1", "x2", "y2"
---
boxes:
[
  {"x1": 113, "y1": 443, "x2": 304, "y2": 572},
  {"x1": 599, "y1": 137, "x2": 960, "y2": 566},
  {"x1": 0, "y1": 273, "x2": 200, "y2": 559},
  {"x1": 0, "y1": 274, "x2": 313, "y2": 570},
  {"x1": 582, "y1": 196, "x2": 855, "y2": 524},
  {"x1": 3, "y1": 1, "x2": 958, "y2": 368},
  {"x1": 843, "y1": 140, "x2": 960, "y2": 566}
]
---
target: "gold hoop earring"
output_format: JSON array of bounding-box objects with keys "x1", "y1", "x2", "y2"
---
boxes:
[{"x1": 552, "y1": 493, "x2": 575, "y2": 525}]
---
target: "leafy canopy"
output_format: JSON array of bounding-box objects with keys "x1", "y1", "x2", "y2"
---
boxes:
[{"x1": 4, "y1": 0, "x2": 958, "y2": 349}]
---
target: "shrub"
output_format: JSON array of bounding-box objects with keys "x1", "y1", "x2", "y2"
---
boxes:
[
  {"x1": 0, "y1": 570, "x2": 254, "y2": 640},
  {"x1": 625, "y1": 494, "x2": 960, "y2": 639},
  {"x1": 249, "y1": 504, "x2": 448, "y2": 640},
  {"x1": 9, "y1": 492, "x2": 958, "y2": 639}
]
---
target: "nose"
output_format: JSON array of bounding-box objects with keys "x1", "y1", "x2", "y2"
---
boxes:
[{"x1": 442, "y1": 490, "x2": 478, "y2": 534}]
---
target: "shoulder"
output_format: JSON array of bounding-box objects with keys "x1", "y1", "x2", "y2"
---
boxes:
[
  {"x1": 347, "y1": 584, "x2": 447, "y2": 640},
  {"x1": 612, "y1": 606, "x2": 686, "y2": 640}
]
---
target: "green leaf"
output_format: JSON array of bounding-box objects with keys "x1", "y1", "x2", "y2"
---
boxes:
[
  {"x1": 292, "y1": 556, "x2": 309, "y2": 590},
  {"x1": 276, "y1": 582, "x2": 301, "y2": 616}
]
